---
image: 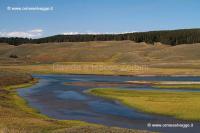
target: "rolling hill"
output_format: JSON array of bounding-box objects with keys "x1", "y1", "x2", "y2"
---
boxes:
[{"x1": 0, "y1": 41, "x2": 200, "y2": 69}]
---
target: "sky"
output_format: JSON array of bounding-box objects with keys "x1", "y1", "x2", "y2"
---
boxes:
[{"x1": 0, "y1": 0, "x2": 200, "y2": 38}]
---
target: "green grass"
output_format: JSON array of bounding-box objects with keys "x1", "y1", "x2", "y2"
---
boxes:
[
  {"x1": 153, "y1": 84, "x2": 200, "y2": 89},
  {"x1": 3, "y1": 80, "x2": 47, "y2": 118},
  {"x1": 88, "y1": 88, "x2": 200, "y2": 121},
  {"x1": 4, "y1": 79, "x2": 37, "y2": 90}
]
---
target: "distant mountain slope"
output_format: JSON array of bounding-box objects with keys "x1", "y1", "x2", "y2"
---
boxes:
[
  {"x1": 0, "y1": 41, "x2": 200, "y2": 67},
  {"x1": 0, "y1": 28, "x2": 200, "y2": 46}
]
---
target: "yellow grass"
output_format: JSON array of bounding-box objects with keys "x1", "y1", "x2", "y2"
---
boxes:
[
  {"x1": 1, "y1": 41, "x2": 200, "y2": 76},
  {"x1": 1, "y1": 63, "x2": 200, "y2": 76}
]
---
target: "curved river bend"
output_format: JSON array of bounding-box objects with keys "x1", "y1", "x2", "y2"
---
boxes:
[{"x1": 18, "y1": 74, "x2": 200, "y2": 133}]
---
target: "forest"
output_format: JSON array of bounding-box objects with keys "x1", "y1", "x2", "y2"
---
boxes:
[{"x1": 0, "y1": 28, "x2": 200, "y2": 46}]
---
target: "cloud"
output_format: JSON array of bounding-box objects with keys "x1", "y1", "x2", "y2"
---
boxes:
[
  {"x1": 63, "y1": 32, "x2": 81, "y2": 35},
  {"x1": 29, "y1": 29, "x2": 43, "y2": 33},
  {"x1": 0, "y1": 29, "x2": 43, "y2": 38},
  {"x1": 62, "y1": 31, "x2": 137, "y2": 35}
]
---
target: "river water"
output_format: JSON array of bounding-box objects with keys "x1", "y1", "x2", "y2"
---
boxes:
[{"x1": 18, "y1": 74, "x2": 200, "y2": 133}]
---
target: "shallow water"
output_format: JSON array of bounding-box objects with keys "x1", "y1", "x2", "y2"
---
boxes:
[{"x1": 18, "y1": 74, "x2": 200, "y2": 133}]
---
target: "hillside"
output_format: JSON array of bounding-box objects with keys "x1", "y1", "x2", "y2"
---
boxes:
[{"x1": 0, "y1": 41, "x2": 200, "y2": 70}]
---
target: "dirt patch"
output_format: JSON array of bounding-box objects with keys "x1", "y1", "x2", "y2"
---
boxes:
[
  {"x1": 64, "y1": 81, "x2": 142, "y2": 88},
  {"x1": 0, "y1": 70, "x2": 33, "y2": 87}
]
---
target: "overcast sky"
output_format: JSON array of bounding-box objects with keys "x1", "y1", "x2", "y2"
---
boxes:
[{"x1": 0, "y1": 0, "x2": 200, "y2": 38}]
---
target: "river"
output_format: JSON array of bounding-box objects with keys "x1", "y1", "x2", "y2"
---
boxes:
[{"x1": 18, "y1": 74, "x2": 200, "y2": 133}]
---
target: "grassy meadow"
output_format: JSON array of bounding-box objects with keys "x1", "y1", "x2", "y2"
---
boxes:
[{"x1": 88, "y1": 88, "x2": 200, "y2": 121}]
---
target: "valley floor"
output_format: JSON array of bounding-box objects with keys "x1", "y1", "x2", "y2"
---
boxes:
[{"x1": 0, "y1": 41, "x2": 200, "y2": 132}]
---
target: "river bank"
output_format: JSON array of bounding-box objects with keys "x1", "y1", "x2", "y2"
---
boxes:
[{"x1": 0, "y1": 71, "x2": 149, "y2": 133}]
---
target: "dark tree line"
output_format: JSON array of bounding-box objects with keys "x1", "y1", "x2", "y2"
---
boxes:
[
  {"x1": 0, "y1": 37, "x2": 30, "y2": 46},
  {"x1": 1, "y1": 29, "x2": 200, "y2": 46}
]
